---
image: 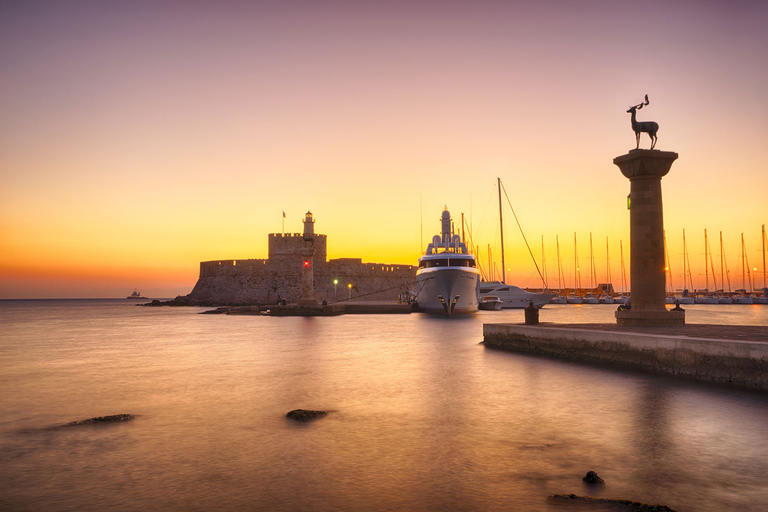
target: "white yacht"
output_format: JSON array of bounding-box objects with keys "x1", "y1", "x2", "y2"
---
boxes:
[
  {"x1": 414, "y1": 209, "x2": 480, "y2": 315},
  {"x1": 478, "y1": 282, "x2": 554, "y2": 309}
]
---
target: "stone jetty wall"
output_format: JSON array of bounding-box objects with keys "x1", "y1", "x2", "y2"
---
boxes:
[
  {"x1": 188, "y1": 255, "x2": 416, "y2": 305},
  {"x1": 483, "y1": 324, "x2": 768, "y2": 390}
]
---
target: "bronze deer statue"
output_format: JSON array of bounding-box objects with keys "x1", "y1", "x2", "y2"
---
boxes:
[{"x1": 627, "y1": 94, "x2": 659, "y2": 150}]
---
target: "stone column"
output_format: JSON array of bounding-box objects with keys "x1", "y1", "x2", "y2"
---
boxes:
[
  {"x1": 614, "y1": 150, "x2": 684, "y2": 326},
  {"x1": 297, "y1": 246, "x2": 317, "y2": 306}
]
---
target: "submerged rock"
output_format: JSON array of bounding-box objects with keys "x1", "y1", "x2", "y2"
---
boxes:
[
  {"x1": 583, "y1": 470, "x2": 605, "y2": 484},
  {"x1": 62, "y1": 414, "x2": 135, "y2": 427},
  {"x1": 286, "y1": 409, "x2": 327, "y2": 422},
  {"x1": 548, "y1": 494, "x2": 676, "y2": 511}
]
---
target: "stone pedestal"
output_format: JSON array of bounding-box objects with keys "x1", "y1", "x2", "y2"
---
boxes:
[
  {"x1": 614, "y1": 150, "x2": 684, "y2": 326},
  {"x1": 297, "y1": 246, "x2": 317, "y2": 306}
]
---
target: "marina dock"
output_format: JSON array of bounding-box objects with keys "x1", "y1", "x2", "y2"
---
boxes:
[{"x1": 483, "y1": 322, "x2": 768, "y2": 390}]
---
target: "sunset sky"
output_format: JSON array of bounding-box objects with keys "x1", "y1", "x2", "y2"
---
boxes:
[{"x1": 1, "y1": 0, "x2": 766, "y2": 298}]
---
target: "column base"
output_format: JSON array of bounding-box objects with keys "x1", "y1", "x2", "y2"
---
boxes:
[
  {"x1": 297, "y1": 299, "x2": 318, "y2": 306},
  {"x1": 615, "y1": 309, "x2": 685, "y2": 326}
]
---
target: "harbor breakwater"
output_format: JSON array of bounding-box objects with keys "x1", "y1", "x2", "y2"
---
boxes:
[{"x1": 483, "y1": 323, "x2": 768, "y2": 390}]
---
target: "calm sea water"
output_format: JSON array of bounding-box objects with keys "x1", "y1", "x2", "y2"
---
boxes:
[{"x1": 1, "y1": 300, "x2": 767, "y2": 512}]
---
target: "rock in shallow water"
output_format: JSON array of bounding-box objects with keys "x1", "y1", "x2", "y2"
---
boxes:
[
  {"x1": 286, "y1": 409, "x2": 327, "y2": 422},
  {"x1": 548, "y1": 494, "x2": 676, "y2": 511},
  {"x1": 583, "y1": 470, "x2": 605, "y2": 484},
  {"x1": 63, "y1": 414, "x2": 135, "y2": 427}
]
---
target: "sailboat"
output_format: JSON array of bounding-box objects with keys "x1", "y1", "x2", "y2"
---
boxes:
[
  {"x1": 717, "y1": 231, "x2": 734, "y2": 304},
  {"x1": 754, "y1": 224, "x2": 768, "y2": 304},
  {"x1": 551, "y1": 235, "x2": 568, "y2": 304},
  {"x1": 583, "y1": 233, "x2": 600, "y2": 303},
  {"x1": 676, "y1": 229, "x2": 695, "y2": 304},
  {"x1": 732, "y1": 233, "x2": 754, "y2": 304},
  {"x1": 615, "y1": 240, "x2": 629, "y2": 305},
  {"x1": 695, "y1": 229, "x2": 718, "y2": 304},
  {"x1": 477, "y1": 178, "x2": 555, "y2": 308},
  {"x1": 567, "y1": 233, "x2": 584, "y2": 304}
]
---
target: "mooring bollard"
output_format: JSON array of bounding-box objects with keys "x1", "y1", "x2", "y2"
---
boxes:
[{"x1": 524, "y1": 301, "x2": 539, "y2": 325}]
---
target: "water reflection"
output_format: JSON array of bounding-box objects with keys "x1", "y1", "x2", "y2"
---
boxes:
[{"x1": 2, "y1": 302, "x2": 768, "y2": 511}]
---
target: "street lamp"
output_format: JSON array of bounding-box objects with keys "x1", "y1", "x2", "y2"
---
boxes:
[
  {"x1": 333, "y1": 279, "x2": 338, "y2": 300},
  {"x1": 348, "y1": 283, "x2": 352, "y2": 300}
]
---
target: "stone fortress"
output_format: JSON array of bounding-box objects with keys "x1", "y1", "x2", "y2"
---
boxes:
[{"x1": 185, "y1": 212, "x2": 417, "y2": 305}]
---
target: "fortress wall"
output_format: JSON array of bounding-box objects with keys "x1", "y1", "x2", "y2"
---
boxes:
[
  {"x1": 187, "y1": 227, "x2": 416, "y2": 305},
  {"x1": 189, "y1": 257, "x2": 417, "y2": 305}
]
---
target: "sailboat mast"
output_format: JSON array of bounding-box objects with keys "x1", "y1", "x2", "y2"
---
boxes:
[
  {"x1": 541, "y1": 236, "x2": 548, "y2": 291},
  {"x1": 497, "y1": 177, "x2": 505, "y2": 284},
  {"x1": 741, "y1": 233, "x2": 746, "y2": 291},
  {"x1": 682, "y1": 229, "x2": 687, "y2": 293},
  {"x1": 606, "y1": 237, "x2": 612, "y2": 292},
  {"x1": 589, "y1": 232, "x2": 595, "y2": 293},
  {"x1": 704, "y1": 229, "x2": 709, "y2": 292},
  {"x1": 664, "y1": 230, "x2": 673, "y2": 293},
  {"x1": 574, "y1": 233, "x2": 581, "y2": 295},
  {"x1": 620, "y1": 239, "x2": 627, "y2": 295},
  {"x1": 706, "y1": 229, "x2": 717, "y2": 293},
  {"x1": 721, "y1": 232, "x2": 732, "y2": 292},
  {"x1": 763, "y1": 224, "x2": 767, "y2": 291},
  {"x1": 556, "y1": 235, "x2": 562, "y2": 294}
]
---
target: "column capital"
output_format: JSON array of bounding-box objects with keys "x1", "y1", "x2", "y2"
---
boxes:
[{"x1": 614, "y1": 150, "x2": 678, "y2": 180}]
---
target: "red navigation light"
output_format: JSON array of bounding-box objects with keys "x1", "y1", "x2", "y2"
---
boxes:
[{"x1": 303, "y1": 259, "x2": 310, "y2": 268}]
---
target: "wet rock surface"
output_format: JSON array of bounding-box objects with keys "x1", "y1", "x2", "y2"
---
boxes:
[
  {"x1": 59, "y1": 414, "x2": 135, "y2": 427},
  {"x1": 548, "y1": 494, "x2": 676, "y2": 511},
  {"x1": 286, "y1": 409, "x2": 327, "y2": 422},
  {"x1": 583, "y1": 470, "x2": 605, "y2": 484}
]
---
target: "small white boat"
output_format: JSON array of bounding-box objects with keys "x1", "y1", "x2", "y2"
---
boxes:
[
  {"x1": 582, "y1": 294, "x2": 600, "y2": 304},
  {"x1": 550, "y1": 295, "x2": 568, "y2": 304},
  {"x1": 732, "y1": 294, "x2": 754, "y2": 305},
  {"x1": 717, "y1": 296, "x2": 734, "y2": 304},
  {"x1": 477, "y1": 282, "x2": 554, "y2": 309},
  {"x1": 598, "y1": 295, "x2": 615, "y2": 304},
  {"x1": 566, "y1": 295, "x2": 583, "y2": 304},
  {"x1": 478, "y1": 296, "x2": 503, "y2": 311},
  {"x1": 694, "y1": 295, "x2": 718, "y2": 304},
  {"x1": 752, "y1": 296, "x2": 768, "y2": 305}
]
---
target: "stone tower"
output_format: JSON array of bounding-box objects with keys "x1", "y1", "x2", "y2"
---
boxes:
[{"x1": 297, "y1": 211, "x2": 317, "y2": 306}]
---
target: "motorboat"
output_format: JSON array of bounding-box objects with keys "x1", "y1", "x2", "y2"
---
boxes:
[
  {"x1": 414, "y1": 208, "x2": 480, "y2": 315},
  {"x1": 477, "y1": 282, "x2": 554, "y2": 309},
  {"x1": 478, "y1": 296, "x2": 503, "y2": 311},
  {"x1": 550, "y1": 295, "x2": 568, "y2": 304}
]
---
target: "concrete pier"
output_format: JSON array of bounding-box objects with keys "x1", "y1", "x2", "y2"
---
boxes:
[{"x1": 483, "y1": 322, "x2": 768, "y2": 390}]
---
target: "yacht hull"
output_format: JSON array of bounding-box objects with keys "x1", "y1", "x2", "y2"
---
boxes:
[
  {"x1": 478, "y1": 282, "x2": 555, "y2": 309},
  {"x1": 415, "y1": 268, "x2": 479, "y2": 315}
]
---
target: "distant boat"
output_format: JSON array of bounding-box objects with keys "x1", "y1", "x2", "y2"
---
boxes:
[
  {"x1": 478, "y1": 283, "x2": 554, "y2": 309},
  {"x1": 127, "y1": 289, "x2": 147, "y2": 300},
  {"x1": 478, "y1": 296, "x2": 503, "y2": 311}
]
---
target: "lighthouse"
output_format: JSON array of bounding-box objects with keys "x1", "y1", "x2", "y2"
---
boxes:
[{"x1": 297, "y1": 211, "x2": 317, "y2": 306}]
